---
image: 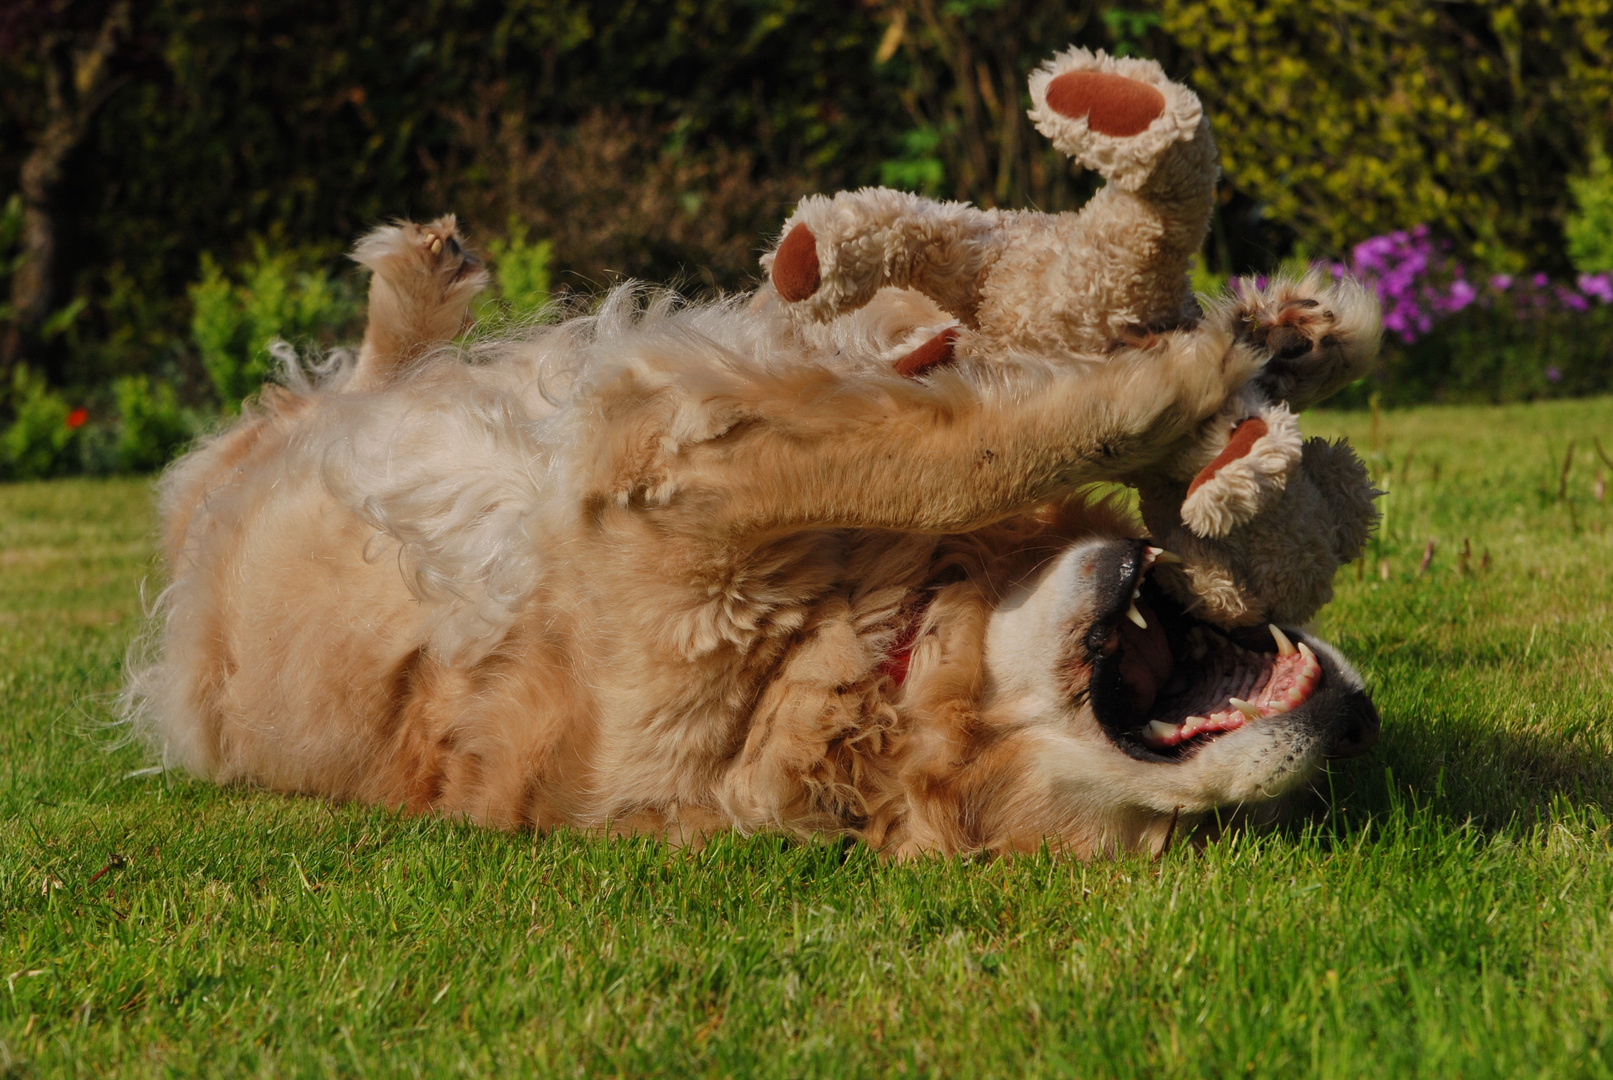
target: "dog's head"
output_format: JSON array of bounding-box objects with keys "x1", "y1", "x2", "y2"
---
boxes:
[{"x1": 973, "y1": 536, "x2": 1376, "y2": 845}]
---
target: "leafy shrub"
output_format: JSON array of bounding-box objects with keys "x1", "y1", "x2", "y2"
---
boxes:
[
  {"x1": 1, "y1": 368, "x2": 80, "y2": 480},
  {"x1": 1161, "y1": 0, "x2": 1613, "y2": 270},
  {"x1": 0, "y1": 195, "x2": 24, "y2": 323},
  {"x1": 477, "y1": 226, "x2": 554, "y2": 324},
  {"x1": 113, "y1": 375, "x2": 193, "y2": 473},
  {"x1": 1326, "y1": 227, "x2": 1613, "y2": 406},
  {"x1": 189, "y1": 244, "x2": 360, "y2": 413},
  {"x1": 1567, "y1": 149, "x2": 1613, "y2": 274}
]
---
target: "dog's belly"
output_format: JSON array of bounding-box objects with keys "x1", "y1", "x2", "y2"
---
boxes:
[{"x1": 149, "y1": 428, "x2": 937, "y2": 836}]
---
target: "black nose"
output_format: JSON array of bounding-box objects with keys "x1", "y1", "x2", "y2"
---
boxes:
[{"x1": 1326, "y1": 690, "x2": 1380, "y2": 759}]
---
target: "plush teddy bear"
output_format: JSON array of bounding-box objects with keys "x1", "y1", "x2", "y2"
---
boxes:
[{"x1": 762, "y1": 47, "x2": 1382, "y2": 628}]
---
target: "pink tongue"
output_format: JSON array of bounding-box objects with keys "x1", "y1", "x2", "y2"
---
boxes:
[{"x1": 1116, "y1": 599, "x2": 1173, "y2": 714}]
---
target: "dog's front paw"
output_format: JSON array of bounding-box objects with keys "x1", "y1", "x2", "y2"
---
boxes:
[{"x1": 1230, "y1": 273, "x2": 1382, "y2": 410}]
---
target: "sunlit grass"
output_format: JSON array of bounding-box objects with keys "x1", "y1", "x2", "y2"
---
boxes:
[{"x1": 3, "y1": 400, "x2": 1613, "y2": 1077}]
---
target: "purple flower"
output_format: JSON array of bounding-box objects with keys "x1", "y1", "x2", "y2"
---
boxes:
[
  {"x1": 1444, "y1": 279, "x2": 1477, "y2": 312},
  {"x1": 1558, "y1": 288, "x2": 1589, "y2": 312},
  {"x1": 1532, "y1": 272, "x2": 1549, "y2": 288},
  {"x1": 1490, "y1": 274, "x2": 1513, "y2": 291},
  {"x1": 1547, "y1": 366, "x2": 1563, "y2": 383},
  {"x1": 1578, "y1": 273, "x2": 1613, "y2": 304}
]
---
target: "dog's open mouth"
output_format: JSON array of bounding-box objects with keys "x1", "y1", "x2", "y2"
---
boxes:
[{"x1": 1085, "y1": 542, "x2": 1326, "y2": 761}]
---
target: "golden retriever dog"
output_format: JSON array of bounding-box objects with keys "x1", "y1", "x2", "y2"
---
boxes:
[{"x1": 126, "y1": 217, "x2": 1380, "y2": 858}]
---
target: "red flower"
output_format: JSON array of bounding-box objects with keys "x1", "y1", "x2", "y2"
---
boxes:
[{"x1": 65, "y1": 407, "x2": 88, "y2": 429}]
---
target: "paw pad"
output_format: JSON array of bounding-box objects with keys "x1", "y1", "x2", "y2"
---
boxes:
[
  {"x1": 1187, "y1": 417, "x2": 1268, "y2": 498},
  {"x1": 772, "y1": 224, "x2": 821, "y2": 302},
  {"x1": 894, "y1": 328, "x2": 960, "y2": 378},
  {"x1": 1045, "y1": 71, "x2": 1166, "y2": 137}
]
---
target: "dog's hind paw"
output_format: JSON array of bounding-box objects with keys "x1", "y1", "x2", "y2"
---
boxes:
[
  {"x1": 353, "y1": 215, "x2": 486, "y2": 293},
  {"x1": 352, "y1": 216, "x2": 490, "y2": 384}
]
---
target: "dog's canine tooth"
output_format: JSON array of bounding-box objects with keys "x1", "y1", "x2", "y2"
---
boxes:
[
  {"x1": 1145, "y1": 720, "x2": 1179, "y2": 742},
  {"x1": 429, "y1": 236, "x2": 443, "y2": 254},
  {"x1": 1269, "y1": 624, "x2": 1295, "y2": 656},
  {"x1": 1297, "y1": 641, "x2": 1320, "y2": 676},
  {"x1": 1228, "y1": 697, "x2": 1260, "y2": 719},
  {"x1": 1126, "y1": 602, "x2": 1147, "y2": 629},
  {"x1": 1146, "y1": 546, "x2": 1182, "y2": 565}
]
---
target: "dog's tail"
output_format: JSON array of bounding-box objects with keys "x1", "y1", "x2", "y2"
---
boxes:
[{"x1": 350, "y1": 216, "x2": 490, "y2": 390}]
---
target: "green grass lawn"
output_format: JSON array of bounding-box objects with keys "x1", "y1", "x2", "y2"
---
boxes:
[{"x1": 4, "y1": 398, "x2": 1613, "y2": 1078}]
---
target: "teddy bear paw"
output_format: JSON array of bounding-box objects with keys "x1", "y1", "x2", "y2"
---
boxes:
[
  {"x1": 1228, "y1": 273, "x2": 1383, "y2": 410},
  {"x1": 1027, "y1": 48, "x2": 1207, "y2": 190},
  {"x1": 763, "y1": 191, "x2": 918, "y2": 320},
  {"x1": 1179, "y1": 403, "x2": 1304, "y2": 539}
]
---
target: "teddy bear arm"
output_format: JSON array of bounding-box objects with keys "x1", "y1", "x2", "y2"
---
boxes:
[{"x1": 765, "y1": 188, "x2": 1006, "y2": 326}]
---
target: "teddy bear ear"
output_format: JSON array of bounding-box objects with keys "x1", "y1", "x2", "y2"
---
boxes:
[
  {"x1": 1044, "y1": 71, "x2": 1166, "y2": 138},
  {"x1": 1180, "y1": 406, "x2": 1305, "y2": 538}
]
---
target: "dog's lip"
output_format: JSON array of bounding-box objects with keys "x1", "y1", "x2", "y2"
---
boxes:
[{"x1": 1087, "y1": 566, "x2": 1328, "y2": 763}]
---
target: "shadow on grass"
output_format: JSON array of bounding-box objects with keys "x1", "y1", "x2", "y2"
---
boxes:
[{"x1": 1280, "y1": 719, "x2": 1613, "y2": 843}]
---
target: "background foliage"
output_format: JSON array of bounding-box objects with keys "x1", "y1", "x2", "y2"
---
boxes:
[{"x1": 0, "y1": 0, "x2": 1611, "y2": 459}]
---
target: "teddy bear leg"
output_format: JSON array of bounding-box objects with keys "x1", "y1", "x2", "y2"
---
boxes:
[
  {"x1": 763, "y1": 188, "x2": 1006, "y2": 326},
  {"x1": 1179, "y1": 402, "x2": 1304, "y2": 538},
  {"x1": 988, "y1": 49, "x2": 1217, "y2": 352},
  {"x1": 1138, "y1": 437, "x2": 1378, "y2": 628},
  {"x1": 1171, "y1": 272, "x2": 1383, "y2": 538}
]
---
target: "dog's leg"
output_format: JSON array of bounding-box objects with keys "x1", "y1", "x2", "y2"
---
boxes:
[
  {"x1": 662, "y1": 324, "x2": 1260, "y2": 539},
  {"x1": 350, "y1": 215, "x2": 489, "y2": 389},
  {"x1": 763, "y1": 189, "x2": 1006, "y2": 327}
]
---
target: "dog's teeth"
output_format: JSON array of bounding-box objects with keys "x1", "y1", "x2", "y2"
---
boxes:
[
  {"x1": 1229, "y1": 697, "x2": 1260, "y2": 719},
  {"x1": 1146, "y1": 546, "x2": 1183, "y2": 564},
  {"x1": 1297, "y1": 641, "x2": 1319, "y2": 675},
  {"x1": 1269, "y1": 624, "x2": 1296, "y2": 656},
  {"x1": 1126, "y1": 603, "x2": 1147, "y2": 629},
  {"x1": 430, "y1": 236, "x2": 443, "y2": 254},
  {"x1": 1145, "y1": 720, "x2": 1179, "y2": 743}
]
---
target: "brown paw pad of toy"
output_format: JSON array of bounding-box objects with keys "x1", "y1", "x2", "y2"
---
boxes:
[
  {"x1": 1187, "y1": 417, "x2": 1268, "y2": 498},
  {"x1": 894, "y1": 327, "x2": 961, "y2": 378},
  {"x1": 1044, "y1": 71, "x2": 1166, "y2": 137},
  {"x1": 772, "y1": 223, "x2": 821, "y2": 301}
]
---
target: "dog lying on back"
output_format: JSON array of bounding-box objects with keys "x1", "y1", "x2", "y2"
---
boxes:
[{"x1": 126, "y1": 217, "x2": 1381, "y2": 858}]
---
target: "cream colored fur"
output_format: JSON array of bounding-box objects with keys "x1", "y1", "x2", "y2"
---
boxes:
[{"x1": 125, "y1": 219, "x2": 1379, "y2": 858}]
